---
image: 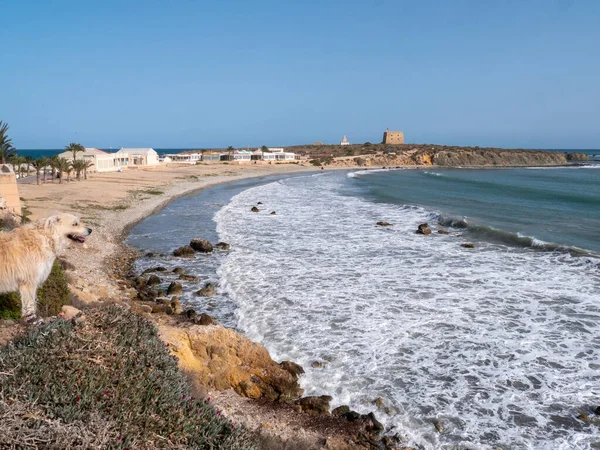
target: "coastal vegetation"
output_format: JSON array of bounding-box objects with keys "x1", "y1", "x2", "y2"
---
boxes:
[
  {"x1": 65, "y1": 142, "x2": 85, "y2": 161},
  {"x1": 0, "y1": 261, "x2": 69, "y2": 320},
  {"x1": 0, "y1": 306, "x2": 255, "y2": 448},
  {"x1": 0, "y1": 120, "x2": 16, "y2": 164}
]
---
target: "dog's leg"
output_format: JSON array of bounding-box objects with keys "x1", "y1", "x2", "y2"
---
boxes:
[{"x1": 19, "y1": 283, "x2": 39, "y2": 323}]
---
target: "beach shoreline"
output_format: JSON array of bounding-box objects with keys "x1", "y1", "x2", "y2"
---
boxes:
[{"x1": 11, "y1": 162, "x2": 394, "y2": 448}]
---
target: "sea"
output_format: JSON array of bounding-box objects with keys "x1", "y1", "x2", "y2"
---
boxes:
[{"x1": 128, "y1": 157, "x2": 600, "y2": 449}]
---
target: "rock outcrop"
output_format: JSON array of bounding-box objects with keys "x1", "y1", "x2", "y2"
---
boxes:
[
  {"x1": 190, "y1": 239, "x2": 213, "y2": 253},
  {"x1": 173, "y1": 245, "x2": 195, "y2": 257},
  {"x1": 330, "y1": 145, "x2": 569, "y2": 168},
  {"x1": 215, "y1": 242, "x2": 231, "y2": 251},
  {"x1": 158, "y1": 323, "x2": 304, "y2": 402},
  {"x1": 416, "y1": 223, "x2": 431, "y2": 235},
  {"x1": 566, "y1": 152, "x2": 589, "y2": 162},
  {"x1": 196, "y1": 282, "x2": 215, "y2": 297}
]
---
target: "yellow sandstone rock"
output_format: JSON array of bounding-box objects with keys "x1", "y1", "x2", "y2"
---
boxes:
[{"x1": 158, "y1": 323, "x2": 303, "y2": 402}]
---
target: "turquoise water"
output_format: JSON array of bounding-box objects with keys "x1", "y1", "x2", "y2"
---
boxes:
[{"x1": 353, "y1": 166, "x2": 600, "y2": 253}]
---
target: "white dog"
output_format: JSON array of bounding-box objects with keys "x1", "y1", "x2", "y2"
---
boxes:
[{"x1": 0, "y1": 213, "x2": 92, "y2": 322}]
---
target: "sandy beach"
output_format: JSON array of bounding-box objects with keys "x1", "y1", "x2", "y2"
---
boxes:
[{"x1": 18, "y1": 163, "x2": 318, "y2": 304}]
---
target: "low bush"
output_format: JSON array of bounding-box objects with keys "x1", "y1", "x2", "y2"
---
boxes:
[
  {"x1": 0, "y1": 306, "x2": 255, "y2": 448},
  {"x1": 0, "y1": 260, "x2": 69, "y2": 320}
]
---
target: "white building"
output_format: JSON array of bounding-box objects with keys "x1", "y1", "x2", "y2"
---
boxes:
[
  {"x1": 57, "y1": 148, "x2": 120, "y2": 173},
  {"x1": 232, "y1": 150, "x2": 252, "y2": 161},
  {"x1": 340, "y1": 136, "x2": 350, "y2": 146},
  {"x1": 116, "y1": 148, "x2": 159, "y2": 166},
  {"x1": 164, "y1": 152, "x2": 202, "y2": 164},
  {"x1": 260, "y1": 148, "x2": 296, "y2": 161}
]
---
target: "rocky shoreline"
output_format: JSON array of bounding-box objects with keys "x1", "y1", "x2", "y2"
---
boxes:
[{"x1": 124, "y1": 234, "x2": 404, "y2": 449}]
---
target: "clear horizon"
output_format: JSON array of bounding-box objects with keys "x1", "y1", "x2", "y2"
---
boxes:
[{"x1": 2, "y1": 0, "x2": 599, "y2": 149}]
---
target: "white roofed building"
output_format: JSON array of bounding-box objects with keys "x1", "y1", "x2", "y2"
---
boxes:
[{"x1": 116, "y1": 148, "x2": 159, "y2": 166}]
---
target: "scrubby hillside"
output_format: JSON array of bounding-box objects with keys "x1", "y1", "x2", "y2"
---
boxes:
[{"x1": 0, "y1": 306, "x2": 255, "y2": 449}]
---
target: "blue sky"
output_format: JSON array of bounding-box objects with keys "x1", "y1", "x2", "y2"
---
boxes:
[{"x1": 1, "y1": 0, "x2": 599, "y2": 149}]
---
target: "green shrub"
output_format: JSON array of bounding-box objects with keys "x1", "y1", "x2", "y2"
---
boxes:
[
  {"x1": 0, "y1": 260, "x2": 69, "y2": 319},
  {"x1": 0, "y1": 306, "x2": 256, "y2": 448}
]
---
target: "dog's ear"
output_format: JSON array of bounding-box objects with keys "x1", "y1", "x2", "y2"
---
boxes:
[{"x1": 40, "y1": 216, "x2": 60, "y2": 229}]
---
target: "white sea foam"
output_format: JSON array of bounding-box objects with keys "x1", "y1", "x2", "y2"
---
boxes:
[
  {"x1": 347, "y1": 168, "x2": 396, "y2": 178},
  {"x1": 215, "y1": 173, "x2": 600, "y2": 449}
]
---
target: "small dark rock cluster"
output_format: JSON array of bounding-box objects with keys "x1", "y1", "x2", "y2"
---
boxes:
[{"x1": 416, "y1": 223, "x2": 432, "y2": 235}]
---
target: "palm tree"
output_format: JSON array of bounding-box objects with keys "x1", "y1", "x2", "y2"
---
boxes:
[
  {"x1": 53, "y1": 157, "x2": 70, "y2": 184},
  {"x1": 82, "y1": 160, "x2": 94, "y2": 180},
  {"x1": 65, "y1": 142, "x2": 85, "y2": 161},
  {"x1": 0, "y1": 121, "x2": 16, "y2": 164},
  {"x1": 12, "y1": 156, "x2": 27, "y2": 179},
  {"x1": 261, "y1": 145, "x2": 268, "y2": 152},
  {"x1": 49, "y1": 156, "x2": 59, "y2": 183},
  {"x1": 31, "y1": 158, "x2": 48, "y2": 185},
  {"x1": 71, "y1": 159, "x2": 86, "y2": 181},
  {"x1": 226, "y1": 146, "x2": 234, "y2": 161},
  {"x1": 64, "y1": 160, "x2": 74, "y2": 182}
]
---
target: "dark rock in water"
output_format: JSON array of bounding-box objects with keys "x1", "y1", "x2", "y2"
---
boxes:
[
  {"x1": 173, "y1": 245, "x2": 195, "y2": 257},
  {"x1": 279, "y1": 361, "x2": 305, "y2": 378},
  {"x1": 167, "y1": 281, "x2": 183, "y2": 296},
  {"x1": 376, "y1": 221, "x2": 392, "y2": 226},
  {"x1": 595, "y1": 406, "x2": 600, "y2": 416},
  {"x1": 145, "y1": 252, "x2": 155, "y2": 257},
  {"x1": 366, "y1": 412, "x2": 384, "y2": 433},
  {"x1": 215, "y1": 242, "x2": 231, "y2": 251},
  {"x1": 270, "y1": 211, "x2": 277, "y2": 215},
  {"x1": 142, "y1": 266, "x2": 167, "y2": 274},
  {"x1": 196, "y1": 282, "x2": 216, "y2": 297},
  {"x1": 297, "y1": 395, "x2": 333, "y2": 414},
  {"x1": 179, "y1": 274, "x2": 198, "y2": 282},
  {"x1": 251, "y1": 206, "x2": 259, "y2": 213},
  {"x1": 438, "y1": 229, "x2": 450, "y2": 235},
  {"x1": 461, "y1": 243, "x2": 475, "y2": 248},
  {"x1": 146, "y1": 274, "x2": 161, "y2": 286},
  {"x1": 311, "y1": 360, "x2": 328, "y2": 368},
  {"x1": 332, "y1": 405, "x2": 350, "y2": 417},
  {"x1": 257, "y1": 202, "x2": 263, "y2": 205},
  {"x1": 194, "y1": 313, "x2": 214, "y2": 326},
  {"x1": 343, "y1": 410, "x2": 361, "y2": 421},
  {"x1": 416, "y1": 223, "x2": 432, "y2": 235},
  {"x1": 172, "y1": 267, "x2": 186, "y2": 274},
  {"x1": 190, "y1": 239, "x2": 213, "y2": 253}
]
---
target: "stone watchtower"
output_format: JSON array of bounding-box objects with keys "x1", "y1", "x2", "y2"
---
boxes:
[
  {"x1": 0, "y1": 164, "x2": 22, "y2": 217},
  {"x1": 382, "y1": 129, "x2": 404, "y2": 144}
]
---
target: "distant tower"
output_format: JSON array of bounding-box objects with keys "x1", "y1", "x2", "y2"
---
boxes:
[
  {"x1": 383, "y1": 129, "x2": 404, "y2": 144},
  {"x1": 340, "y1": 135, "x2": 350, "y2": 146}
]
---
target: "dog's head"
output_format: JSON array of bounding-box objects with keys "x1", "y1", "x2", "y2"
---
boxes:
[{"x1": 39, "y1": 213, "x2": 92, "y2": 248}]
